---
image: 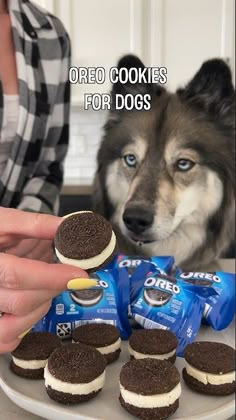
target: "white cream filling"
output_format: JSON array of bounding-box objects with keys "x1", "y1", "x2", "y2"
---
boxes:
[
  {"x1": 44, "y1": 364, "x2": 106, "y2": 395},
  {"x1": 12, "y1": 356, "x2": 47, "y2": 370},
  {"x1": 97, "y1": 338, "x2": 121, "y2": 355},
  {"x1": 120, "y1": 383, "x2": 181, "y2": 408},
  {"x1": 55, "y1": 231, "x2": 116, "y2": 270},
  {"x1": 71, "y1": 338, "x2": 121, "y2": 355},
  {"x1": 70, "y1": 293, "x2": 102, "y2": 306},
  {"x1": 128, "y1": 344, "x2": 176, "y2": 360},
  {"x1": 62, "y1": 211, "x2": 93, "y2": 219},
  {"x1": 186, "y1": 363, "x2": 235, "y2": 385}
]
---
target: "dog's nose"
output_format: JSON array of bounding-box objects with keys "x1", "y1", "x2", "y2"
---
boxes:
[{"x1": 123, "y1": 206, "x2": 154, "y2": 234}]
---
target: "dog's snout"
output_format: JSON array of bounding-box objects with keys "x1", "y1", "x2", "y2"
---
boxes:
[{"x1": 123, "y1": 206, "x2": 154, "y2": 234}]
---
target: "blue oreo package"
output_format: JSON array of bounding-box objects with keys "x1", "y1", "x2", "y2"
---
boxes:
[
  {"x1": 130, "y1": 269, "x2": 217, "y2": 356},
  {"x1": 176, "y1": 271, "x2": 236, "y2": 330},
  {"x1": 108, "y1": 254, "x2": 175, "y2": 277},
  {"x1": 33, "y1": 267, "x2": 131, "y2": 340},
  {"x1": 129, "y1": 259, "x2": 176, "y2": 305},
  {"x1": 107, "y1": 254, "x2": 175, "y2": 324}
]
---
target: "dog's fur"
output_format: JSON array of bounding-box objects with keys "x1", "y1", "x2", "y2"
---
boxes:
[{"x1": 93, "y1": 56, "x2": 235, "y2": 270}]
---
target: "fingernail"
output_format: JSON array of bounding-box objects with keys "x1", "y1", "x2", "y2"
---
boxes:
[
  {"x1": 67, "y1": 278, "x2": 97, "y2": 290},
  {"x1": 18, "y1": 328, "x2": 31, "y2": 339}
]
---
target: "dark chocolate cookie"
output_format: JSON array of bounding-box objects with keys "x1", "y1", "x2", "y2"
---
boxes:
[
  {"x1": 129, "y1": 329, "x2": 178, "y2": 363},
  {"x1": 12, "y1": 332, "x2": 61, "y2": 361},
  {"x1": 119, "y1": 395, "x2": 179, "y2": 420},
  {"x1": 72, "y1": 323, "x2": 121, "y2": 364},
  {"x1": 54, "y1": 211, "x2": 116, "y2": 271},
  {"x1": 120, "y1": 358, "x2": 180, "y2": 395},
  {"x1": 182, "y1": 341, "x2": 235, "y2": 396},
  {"x1": 10, "y1": 332, "x2": 61, "y2": 379},
  {"x1": 182, "y1": 369, "x2": 235, "y2": 396},
  {"x1": 184, "y1": 341, "x2": 235, "y2": 374},
  {"x1": 45, "y1": 343, "x2": 107, "y2": 404},
  {"x1": 119, "y1": 359, "x2": 181, "y2": 419}
]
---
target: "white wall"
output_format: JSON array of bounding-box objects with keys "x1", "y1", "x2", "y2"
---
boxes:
[
  {"x1": 160, "y1": 0, "x2": 235, "y2": 91},
  {"x1": 32, "y1": 0, "x2": 235, "y2": 186}
]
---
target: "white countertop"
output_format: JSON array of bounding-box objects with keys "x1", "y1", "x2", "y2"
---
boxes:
[{"x1": 0, "y1": 259, "x2": 235, "y2": 420}]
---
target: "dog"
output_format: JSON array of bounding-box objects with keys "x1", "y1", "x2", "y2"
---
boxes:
[{"x1": 93, "y1": 55, "x2": 235, "y2": 270}]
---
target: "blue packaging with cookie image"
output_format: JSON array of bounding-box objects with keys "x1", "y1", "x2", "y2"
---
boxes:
[
  {"x1": 33, "y1": 267, "x2": 131, "y2": 340},
  {"x1": 176, "y1": 271, "x2": 236, "y2": 330},
  {"x1": 107, "y1": 254, "x2": 175, "y2": 277},
  {"x1": 131, "y1": 270, "x2": 218, "y2": 356},
  {"x1": 107, "y1": 255, "x2": 174, "y2": 326}
]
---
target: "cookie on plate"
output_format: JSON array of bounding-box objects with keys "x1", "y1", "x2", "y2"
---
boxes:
[
  {"x1": 10, "y1": 332, "x2": 61, "y2": 379},
  {"x1": 72, "y1": 323, "x2": 121, "y2": 364},
  {"x1": 119, "y1": 358, "x2": 181, "y2": 419},
  {"x1": 182, "y1": 341, "x2": 235, "y2": 395},
  {"x1": 54, "y1": 211, "x2": 116, "y2": 271},
  {"x1": 128, "y1": 329, "x2": 178, "y2": 363},
  {"x1": 45, "y1": 343, "x2": 107, "y2": 404}
]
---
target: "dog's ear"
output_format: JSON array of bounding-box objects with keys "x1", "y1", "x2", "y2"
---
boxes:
[
  {"x1": 111, "y1": 54, "x2": 161, "y2": 98},
  {"x1": 177, "y1": 59, "x2": 235, "y2": 128}
]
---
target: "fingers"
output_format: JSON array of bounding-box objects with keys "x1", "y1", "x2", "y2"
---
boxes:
[
  {"x1": 25, "y1": 240, "x2": 54, "y2": 263},
  {"x1": 5, "y1": 238, "x2": 54, "y2": 262},
  {"x1": 5, "y1": 238, "x2": 41, "y2": 258},
  {"x1": 0, "y1": 207, "x2": 62, "y2": 240},
  {"x1": 0, "y1": 235, "x2": 21, "y2": 251},
  {"x1": 39, "y1": 248, "x2": 55, "y2": 264},
  {"x1": 0, "y1": 253, "x2": 88, "y2": 290},
  {"x1": 0, "y1": 288, "x2": 61, "y2": 316},
  {"x1": 0, "y1": 301, "x2": 51, "y2": 344},
  {"x1": 0, "y1": 338, "x2": 21, "y2": 354}
]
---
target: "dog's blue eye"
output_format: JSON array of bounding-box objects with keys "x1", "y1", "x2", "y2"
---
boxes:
[
  {"x1": 176, "y1": 159, "x2": 195, "y2": 171},
  {"x1": 123, "y1": 154, "x2": 137, "y2": 168}
]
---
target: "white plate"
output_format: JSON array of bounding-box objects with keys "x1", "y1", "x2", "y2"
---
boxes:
[{"x1": 0, "y1": 322, "x2": 235, "y2": 420}]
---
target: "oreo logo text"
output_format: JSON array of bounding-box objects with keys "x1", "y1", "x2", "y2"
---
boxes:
[
  {"x1": 95, "y1": 280, "x2": 109, "y2": 289},
  {"x1": 144, "y1": 276, "x2": 180, "y2": 294},
  {"x1": 180, "y1": 272, "x2": 221, "y2": 283},
  {"x1": 118, "y1": 258, "x2": 144, "y2": 268}
]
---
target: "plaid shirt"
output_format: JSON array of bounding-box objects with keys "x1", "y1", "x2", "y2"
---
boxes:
[{"x1": 0, "y1": 0, "x2": 70, "y2": 214}]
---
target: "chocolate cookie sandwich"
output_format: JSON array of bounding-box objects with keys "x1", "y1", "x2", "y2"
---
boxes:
[
  {"x1": 128, "y1": 329, "x2": 178, "y2": 363},
  {"x1": 143, "y1": 288, "x2": 172, "y2": 307},
  {"x1": 119, "y1": 358, "x2": 181, "y2": 419},
  {"x1": 70, "y1": 273, "x2": 103, "y2": 306},
  {"x1": 70, "y1": 288, "x2": 103, "y2": 306},
  {"x1": 54, "y1": 211, "x2": 116, "y2": 271},
  {"x1": 72, "y1": 323, "x2": 121, "y2": 364},
  {"x1": 45, "y1": 343, "x2": 107, "y2": 404},
  {"x1": 182, "y1": 341, "x2": 235, "y2": 395},
  {"x1": 10, "y1": 332, "x2": 61, "y2": 379}
]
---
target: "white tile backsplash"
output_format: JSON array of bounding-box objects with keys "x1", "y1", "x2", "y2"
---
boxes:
[{"x1": 64, "y1": 108, "x2": 107, "y2": 185}]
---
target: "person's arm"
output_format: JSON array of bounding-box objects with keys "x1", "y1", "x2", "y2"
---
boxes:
[{"x1": 17, "y1": 30, "x2": 71, "y2": 215}]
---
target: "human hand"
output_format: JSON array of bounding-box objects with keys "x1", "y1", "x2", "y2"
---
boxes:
[
  {"x1": 0, "y1": 207, "x2": 95, "y2": 353},
  {"x1": 5, "y1": 238, "x2": 54, "y2": 263}
]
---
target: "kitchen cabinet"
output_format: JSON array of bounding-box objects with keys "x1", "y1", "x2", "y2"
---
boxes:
[
  {"x1": 32, "y1": 0, "x2": 235, "y2": 187},
  {"x1": 34, "y1": 0, "x2": 143, "y2": 104},
  {"x1": 33, "y1": 0, "x2": 235, "y2": 97}
]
